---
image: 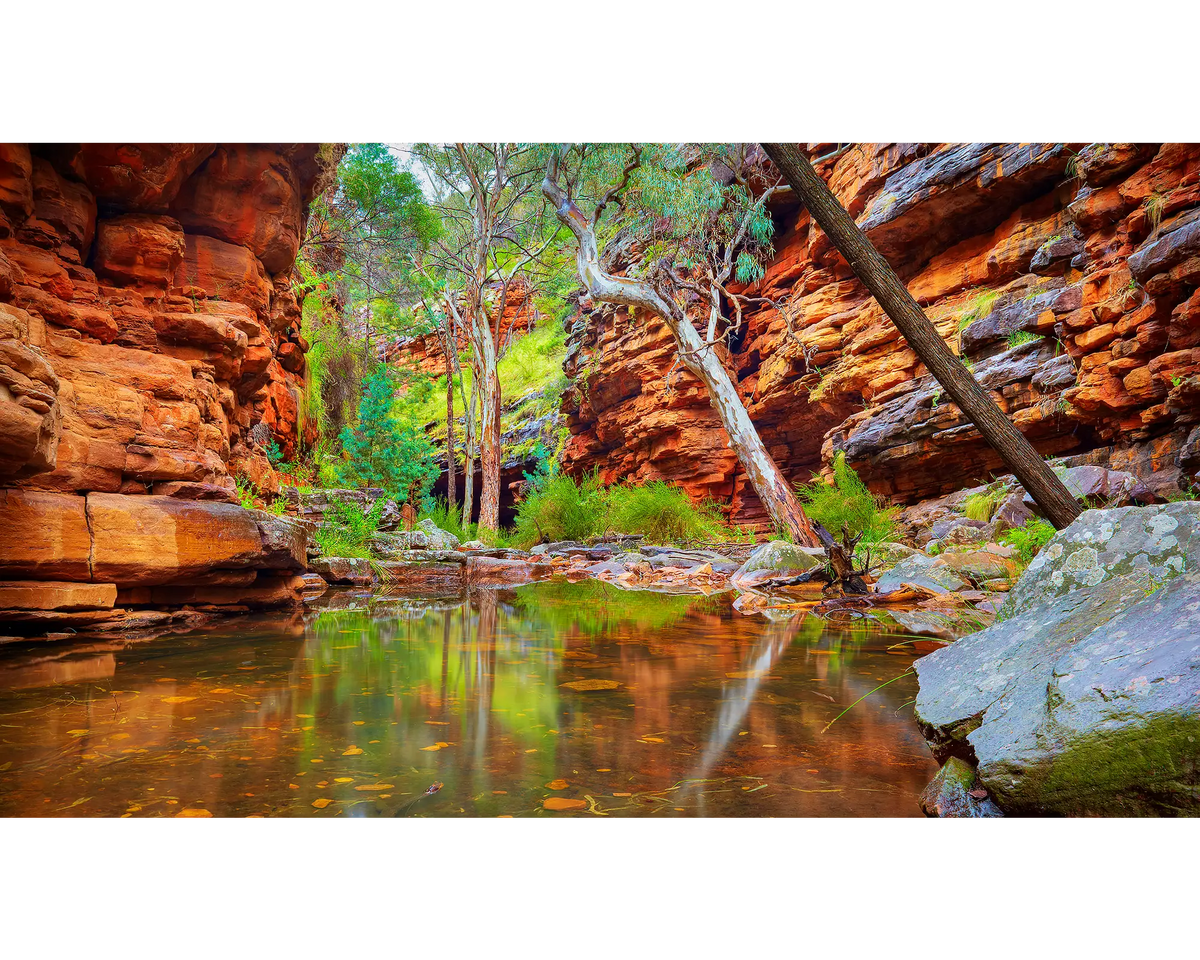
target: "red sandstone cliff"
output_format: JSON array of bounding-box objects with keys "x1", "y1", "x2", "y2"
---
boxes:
[
  {"x1": 0, "y1": 143, "x2": 328, "y2": 498},
  {"x1": 560, "y1": 143, "x2": 1200, "y2": 527},
  {"x1": 0, "y1": 144, "x2": 329, "y2": 631}
]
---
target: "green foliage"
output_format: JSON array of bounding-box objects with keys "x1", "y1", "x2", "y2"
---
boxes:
[
  {"x1": 963, "y1": 489, "x2": 1003, "y2": 521},
  {"x1": 512, "y1": 472, "x2": 609, "y2": 547},
  {"x1": 795, "y1": 452, "x2": 899, "y2": 544},
  {"x1": 234, "y1": 477, "x2": 257, "y2": 510},
  {"x1": 510, "y1": 473, "x2": 728, "y2": 547},
  {"x1": 1007, "y1": 330, "x2": 1042, "y2": 350},
  {"x1": 419, "y1": 497, "x2": 469, "y2": 543},
  {"x1": 605, "y1": 481, "x2": 726, "y2": 544},
  {"x1": 314, "y1": 499, "x2": 382, "y2": 560},
  {"x1": 336, "y1": 368, "x2": 438, "y2": 505},
  {"x1": 957, "y1": 289, "x2": 1000, "y2": 336},
  {"x1": 264, "y1": 438, "x2": 284, "y2": 466},
  {"x1": 999, "y1": 518, "x2": 1056, "y2": 563}
]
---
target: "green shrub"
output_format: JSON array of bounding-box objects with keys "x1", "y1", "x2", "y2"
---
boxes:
[
  {"x1": 605, "y1": 480, "x2": 726, "y2": 544},
  {"x1": 234, "y1": 477, "x2": 257, "y2": 510},
  {"x1": 419, "y1": 497, "x2": 470, "y2": 542},
  {"x1": 511, "y1": 472, "x2": 608, "y2": 547},
  {"x1": 336, "y1": 368, "x2": 439, "y2": 505},
  {"x1": 795, "y1": 452, "x2": 899, "y2": 544},
  {"x1": 999, "y1": 517, "x2": 1056, "y2": 563},
  {"x1": 314, "y1": 499, "x2": 382, "y2": 559}
]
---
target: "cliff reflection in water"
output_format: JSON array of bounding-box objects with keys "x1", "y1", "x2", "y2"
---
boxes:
[{"x1": 0, "y1": 581, "x2": 935, "y2": 817}]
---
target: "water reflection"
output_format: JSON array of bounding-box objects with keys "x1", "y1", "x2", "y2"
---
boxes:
[{"x1": 0, "y1": 582, "x2": 936, "y2": 817}]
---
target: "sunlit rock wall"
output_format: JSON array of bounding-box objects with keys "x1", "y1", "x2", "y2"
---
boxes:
[{"x1": 560, "y1": 143, "x2": 1200, "y2": 527}]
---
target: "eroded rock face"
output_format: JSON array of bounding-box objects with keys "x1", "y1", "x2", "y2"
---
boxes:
[
  {"x1": 914, "y1": 503, "x2": 1200, "y2": 815},
  {"x1": 1, "y1": 143, "x2": 327, "y2": 628},
  {"x1": 558, "y1": 143, "x2": 1200, "y2": 527},
  {"x1": 0, "y1": 142, "x2": 325, "y2": 493}
]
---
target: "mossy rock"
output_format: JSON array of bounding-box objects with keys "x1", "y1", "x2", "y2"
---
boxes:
[
  {"x1": 732, "y1": 541, "x2": 821, "y2": 587},
  {"x1": 915, "y1": 503, "x2": 1200, "y2": 816}
]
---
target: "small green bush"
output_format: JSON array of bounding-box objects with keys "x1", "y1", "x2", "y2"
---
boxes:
[
  {"x1": 314, "y1": 499, "x2": 382, "y2": 559},
  {"x1": 605, "y1": 481, "x2": 726, "y2": 544},
  {"x1": 999, "y1": 517, "x2": 1056, "y2": 563},
  {"x1": 511, "y1": 472, "x2": 608, "y2": 547},
  {"x1": 234, "y1": 477, "x2": 257, "y2": 510},
  {"x1": 1006, "y1": 330, "x2": 1041, "y2": 350},
  {"x1": 795, "y1": 452, "x2": 899, "y2": 544}
]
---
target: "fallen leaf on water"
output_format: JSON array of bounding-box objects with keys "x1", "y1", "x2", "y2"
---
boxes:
[
  {"x1": 492, "y1": 790, "x2": 507, "y2": 795},
  {"x1": 560, "y1": 679, "x2": 620, "y2": 692},
  {"x1": 725, "y1": 669, "x2": 767, "y2": 680},
  {"x1": 176, "y1": 808, "x2": 212, "y2": 818},
  {"x1": 352, "y1": 721, "x2": 365, "y2": 726},
  {"x1": 542, "y1": 797, "x2": 587, "y2": 812},
  {"x1": 613, "y1": 792, "x2": 632, "y2": 797},
  {"x1": 334, "y1": 777, "x2": 354, "y2": 784},
  {"x1": 342, "y1": 746, "x2": 363, "y2": 756},
  {"x1": 310, "y1": 758, "x2": 323, "y2": 763},
  {"x1": 545, "y1": 779, "x2": 569, "y2": 790},
  {"x1": 596, "y1": 768, "x2": 611, "y2": 772},
  {"x1": 110, "y1": 733, "x2": 130, "y2": 741},
  {"x1": 354, "y1": 784, "x2": 395, "y2": 792},
  {"x1": 640, "y1": 737, "x2": 665, "y2": 744},
  {"x1": 525, "y1": 748, "x2": 538, "y2": 754},
  {"x1": 209, "y1": 688, "x2": 233, "y2": 694},
  {"x1": 420, "y1": 741, "x2": 450, "y2": 752},
  {"x1": 424, "y1": 720, "x2": 449, "y2": 725},
  {"x1": 161, "y1": 696, "x2": 196, "y2": 704},
  {"x1": 761, "y1": 744, "x2": 777, "y2": 748},
  {"x1": 67, "y1": 729, "x2": 89, "y2": 737},
  {"x1": 311, "y1": 798, "x2": 333, "y2": 809}
]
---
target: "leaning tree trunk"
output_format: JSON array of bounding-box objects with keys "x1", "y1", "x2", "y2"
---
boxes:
[
  {"x1": 762, "y1": 143, "x2": 1082, "y2": 531},
  {"x1": 542, "y1": 172, "x2": 821, "y2": 547}
]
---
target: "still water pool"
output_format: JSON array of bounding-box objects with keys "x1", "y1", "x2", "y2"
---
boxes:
[{"x1": 0, "y1": 581, "x2": 937, "y2": 817}]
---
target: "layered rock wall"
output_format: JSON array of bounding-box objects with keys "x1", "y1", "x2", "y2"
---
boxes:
[
  {"x1": 560, "y1": 143, "x2": 1200, "y2": 527},
  {"x1": 0, "y1": 144, "x2": 329, "y2": 633}
]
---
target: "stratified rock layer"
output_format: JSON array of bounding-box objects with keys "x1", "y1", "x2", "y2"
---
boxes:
[
  {"x1": 0, "y1": 143, "x2": 328, "y2": 628},
  {"x1": 559, "y1": 143, "x2": 1200, "y2": 526}
]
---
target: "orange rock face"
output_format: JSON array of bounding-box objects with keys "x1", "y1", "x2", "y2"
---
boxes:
[
  {"x1": 0, "y1": 143, "x2": 326, "y2": 622},
  {"x1": 561, "y1": 143, "x2": 1200, "y2": 524},
  {"x1": 0, "y1": 142, "x2": 324, "y2": 493}
]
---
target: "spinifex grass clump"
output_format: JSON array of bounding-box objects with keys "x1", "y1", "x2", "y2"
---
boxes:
[
  {"x1": 963, "y1": 487, "x2": 1005, "y2": 521},
  {"x1": 605, "y1": 480, "x2": 726, "y2": 544},
  {"x1": 510, "y1": 474, "x2": 729, "y2": 547},
  {"x1": 795, "y1": 451, "x2": 899, "y2": 544},
  {"x1": 999, "y1": 517, "x2": 1056, "y2": 563},
  {"x1": 511, "y1": 472, "x2": 608, "y2": 546}
]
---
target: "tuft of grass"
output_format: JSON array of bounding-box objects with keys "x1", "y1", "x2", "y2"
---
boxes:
[
  {"x1": 605, "y1": 481, "x2": 726, "y2": 544},
  {"x1": 963, "y1": 489, "x2": 1003, "y2": 522},
  {"x1": 1145, "y1": 192, "x2": 1168, "y2": 234},
  {"x1": 510, "y1": 474, "x2": 730, "y2": 547},
  {"x1": 511, "y1": 471, "x2": 609, "y2": 547},
  {"x1": 999, "y1": 517, "x2": 1056, "y2": 564},
  {"x1": 1007, "y1": 330, "x2": 1042, "y2": 350},
  {"x1": 314, "y1": 499, "x2": 382, "y2": 559},
  {"x1": 957, "y1": 289, "x2": 1001, "y2": 338},
  {"x1": 795, "y1": 451, "x2": 899, "y2": 544}
]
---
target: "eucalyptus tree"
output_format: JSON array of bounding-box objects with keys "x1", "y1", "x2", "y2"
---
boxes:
[
  {"x1": 542, "y1": 143, "x2": 821, "y2": 545},
  {"x1": 414, "y1": 143, "x2": 560, "y2": 532},
  {"x1": 299, "y1": 144, "x2": 439, "y2": 448}
]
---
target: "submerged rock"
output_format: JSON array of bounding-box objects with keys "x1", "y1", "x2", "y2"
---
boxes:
[
  {"x1": 915, "y1": 502, "x2": 1200, "y2": 816},
  {"x1": 920, "y1": 757, "x2": 1004, "y2": 818}
]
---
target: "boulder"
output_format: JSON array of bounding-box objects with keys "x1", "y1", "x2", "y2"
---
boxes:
[
  {"x1": 932, "y1": 549, "x2": 1020, "y2": 585},
  {"x1": 466, "y1": 555, "x2": 552, "y2": 586},
  {"x1": 731, "y1": 540, "x2": 822, "y2": 588},
  {"x1": 915, "y1": 502, "x2": 1200, "y2": 815},
  {"x1": 310, "y1": 556, "x2": 374, "y2": 586},
  {"x1": 1021, "y1": 465, "x2": 1138, "y2": 510},
  {"x1": 416, "y1": 518, "x2": 460, "y2": 551},
  {"x1": 875, "y1": 554, "x2": 967, "y2": 595},
  {"x1": 93, "y1": 214, "x2": 185, "y2": 288}
]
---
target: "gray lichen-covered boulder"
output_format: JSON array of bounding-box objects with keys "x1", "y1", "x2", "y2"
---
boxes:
[
  {"x1": 915, "y1": 502, "x2": 1200, "y2": 815},
  {"x1": 416, "y1": 519, "x2": 460, "y2": 551},
  {"x1": 731, "y1": 540, "x2": 822, "y2": 588},
  {"x1": 875, "y1": 554, "x2": 967, "y2": 595}
]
